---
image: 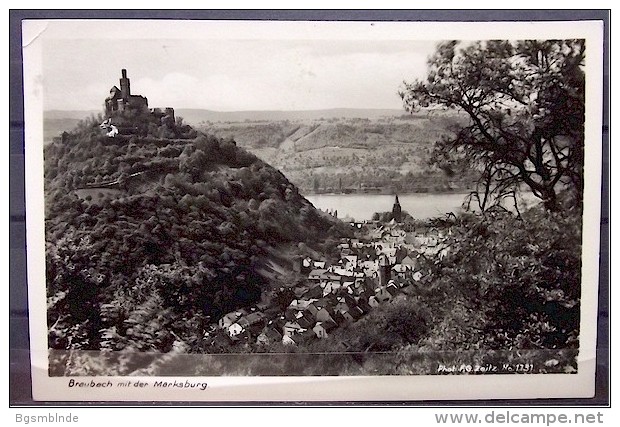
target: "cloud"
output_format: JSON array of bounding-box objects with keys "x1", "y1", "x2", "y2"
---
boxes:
[{"x1": 43, "y1": 38, "x2": 434, "y2": 111}]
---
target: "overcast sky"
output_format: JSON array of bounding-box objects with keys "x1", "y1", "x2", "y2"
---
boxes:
[{"x1": 38, "y1": 22, "x2": 438, "y2": 111}]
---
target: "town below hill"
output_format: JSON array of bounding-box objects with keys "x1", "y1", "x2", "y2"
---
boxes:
[{"x1": 206, "y1": 213, "x2": 443, "y2": 352}]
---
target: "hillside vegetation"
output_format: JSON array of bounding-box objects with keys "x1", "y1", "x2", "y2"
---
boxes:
[
  {"x1": 199, "y1": 110, "x2": 477, "y2": 194},
  {"x1": 45, "y1": 110, "x2": 347, "y2": 354}
]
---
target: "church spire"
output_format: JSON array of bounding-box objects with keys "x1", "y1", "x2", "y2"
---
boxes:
[{"x1": 392, "y1": 194, "x2": 402, "y2": 222}]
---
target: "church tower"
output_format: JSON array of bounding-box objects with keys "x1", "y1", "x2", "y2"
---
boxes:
[
  {"x1": 392, "y1": 194, "x2": 402, "y2": 222},
  {"x1": 120, "y1": 69, "x2": 131, "y2": 100}
]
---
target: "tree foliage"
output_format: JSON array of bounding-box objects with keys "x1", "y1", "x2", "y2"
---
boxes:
[
  {"x1": 400, "y1": 40, "x2": 585, "y2": 212},
  {"x1": 44, "y1": 116, "x2": 347, "y2": 352},
  {"x1": 424, "y1": 206, "x2": 582, "y2": 351}
]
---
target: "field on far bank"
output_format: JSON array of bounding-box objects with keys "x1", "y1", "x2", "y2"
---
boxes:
[{"x1": 198, "y1": 111, "x2": 476, "y2": 194}]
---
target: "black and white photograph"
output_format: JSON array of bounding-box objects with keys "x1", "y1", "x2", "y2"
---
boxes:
[{"x1": 22, "y1": 18, "x2": 604, "y2": 401}]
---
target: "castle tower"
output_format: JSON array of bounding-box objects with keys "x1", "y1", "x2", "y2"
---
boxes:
[
  {"x1": 392, "y1": 194, "x2": 402, "y2": 222},
  {"x1": 119, "y1": 69, "x2": 131, "y2": 100}
]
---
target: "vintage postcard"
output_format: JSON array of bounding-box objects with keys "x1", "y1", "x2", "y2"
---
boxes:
[{"x1": 22, "y1": 18, "x2": 604, "y2": 401}]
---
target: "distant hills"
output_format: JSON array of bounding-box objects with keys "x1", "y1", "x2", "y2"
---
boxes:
[
  {"x1": 43, "y1": 107, "x2": 475, "y2": 194},
  {"x1": 198, "y1": 110, "x2": 476, "y2": 194},
  {"x1": 43, "y1": 108, "x2": 406, "y2": 142}
]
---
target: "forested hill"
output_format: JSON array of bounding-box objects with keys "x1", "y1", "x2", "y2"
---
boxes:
[
  {"x1": 44, "y1": 113, "x2": 347, "y2": 353},
  {"x1": 198, "y1": 110, "x2": 477, "y2": 194}
]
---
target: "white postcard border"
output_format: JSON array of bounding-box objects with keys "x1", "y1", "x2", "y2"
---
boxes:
[{"x1": 23, "y1": 18, "x2": 604, "y2": 402}]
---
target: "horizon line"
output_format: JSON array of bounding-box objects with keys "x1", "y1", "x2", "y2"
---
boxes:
[{"x1": 44, "y1": 106, "x2": 414, "y2": 113}]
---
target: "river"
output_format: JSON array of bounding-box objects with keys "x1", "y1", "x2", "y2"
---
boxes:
[{"x1": 305, "y1": 193, "x2": 471, "y2": 221}]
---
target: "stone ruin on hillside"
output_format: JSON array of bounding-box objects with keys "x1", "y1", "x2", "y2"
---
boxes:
[{"x1": 102, "y1": 69, "x2": 175, "y2": 137}]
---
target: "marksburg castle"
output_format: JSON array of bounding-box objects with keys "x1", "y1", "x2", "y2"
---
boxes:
[{"x1": 105, "y1": 68, "x2": 175, "y2": 123}]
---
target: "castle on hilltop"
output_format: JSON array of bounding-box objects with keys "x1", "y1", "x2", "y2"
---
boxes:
[{"x1": 105, "y1": 69, "x2": 174, "y2": 123}]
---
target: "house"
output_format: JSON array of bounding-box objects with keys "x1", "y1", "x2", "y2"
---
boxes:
[
  {"x1": 211, "y1": 332, "x2": 233, "y2": 349},
  {"x1": 284, "y1": 308, "x2": 297, "y2": 321},
  {"x1": 340, "y1": 294, "x2": 357, "y2": 307},
  {"x1": 288, "y1": 299, "x2": 317, "y2": 311},
  {"x1": 337, "y1": 309, "x2": 355, "y2": 324},
  {"x1": 308, "y1": 269, "x2": 328, "y2": 281},
  {"x1": 227, "y1": 323, "x2": 244, "y2": 338},
  {"x1": 314, "y1": 308, "x2": 336, "y2": 323},
  {"x1": 313, "y1": 261, "x2": 326, "y2": 269},
  {"x1": 237, "y1": 312, "x2": 265, "y2": 328},
  {"x1": 296, "y1": 312, "x2": 315, "y2": 329},
  {"x1": 348, "y1": 306, "x2": 364, "y2": 320},
  {"x1": 363, "y1": 260, "x2": 379, "y2": 270},
  {"x1": 375, "y1": 287, "x2": 392, "y2": 303},
  {"x1": 290, "y1": 329, "x2": 317, "y2": 345},
  {"x1": 392, "y1": 264, "x2": 409, "y2": 279},
  {"x1": 330, "y1": 266, "x2": 352, "y2": 277},
  {"x1": 335, "y1": 304, "x2": 363, "y2": 324},
  {"x1": 386, "y1": 284, "x2": 400, "y2": 297},
  {"x1": 370, "y1": 226, "x2": 384, "y2": 240},
  {"x1": 322, "y1": 281, "x2": 342, "y2": 296},
  {"x1": 325, "y1": 273, "x2": 343, "y2": 282},
  {"x1": 304, "y1": 302, "x2": 320, "y2": 318},
  {"x1": 404, "y1": 232, "x2": 418, "y2": 245},
  {"x1": 412, "y1": 271, "x2": 423, "y2": 282},
  {"x1": 273, "y1": 316, "x2": 288, "y2": 331},
  {"x1": 282, "y1": 335, "x2": 296, "y2": 346},
  {"x1": 299, "y1": 257, "x2": 313, "y2": 274},
  {"x1": 236, "y1": 312, "x2": 266, "y2": 335},
  {"x1": 218, "y1": 309, "x2": 248, "y2": 329},
  {"x1": 334, "y1": 299, "x2": 350, "y2": 314},
  {"x1": 333, "y1": 311, "x2": 348, "y2": 325},
  {"x1": 316, "y1": 295, "x2": 338, "y2": 310},
  {"x1": 355, "y1": 297, "x2": 373, "y2": 314},
  {"x1": 283, "y1": 321, "x2": 305, "y2": 337},
  {"x1": 401, "y1": 255, "x2": 418, "y2": 270},
  {"x1": 342, "y1": 281, "x2": 355, "y2": 294},
  {"x1": 383, "y1": 248, "x2": 398, "y2": 258},
  {"x1": 313, "y1": 319, "x2": 338, "y2": 339},
  {"x1": 306, "y1": 298, "x2": 334, "y2": 319},
  {"x1": 264, "y1": 307, "x2": 281, "y2": 318},
  {"x1": 368, "y1": 296, "x2": 380, "y2": 308},
  {"x1": 343, "y1": 255, "x2": 358, "y2": 270},
  {"x1": 256, "y1": 327, "x2": 283, "y2": 345},
  {"x1": 302, "y1": 285, "x2": 323, "y2": 300}
]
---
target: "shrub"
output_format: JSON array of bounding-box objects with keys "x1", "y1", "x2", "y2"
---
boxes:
[{"x1": 427, "y1": 204, "x2": 582, "y2": 351}]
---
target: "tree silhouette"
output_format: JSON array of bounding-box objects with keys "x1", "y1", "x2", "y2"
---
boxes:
[{"x1": 400, "y1": 40, "x2": 585, "y2": 212}]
